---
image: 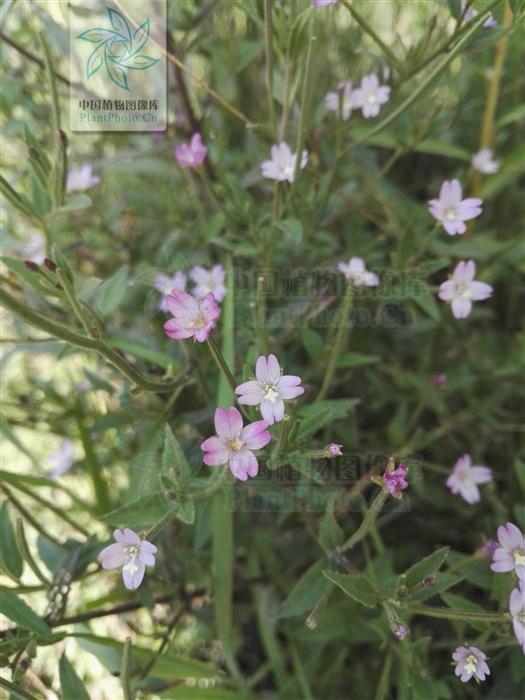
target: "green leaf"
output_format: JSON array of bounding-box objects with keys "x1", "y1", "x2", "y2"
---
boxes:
[
  {"x1": 297, "y1": 407, "x2": 333, "y2": 439},
  {"x1": 322, "y1": 571, "x2": 379, "y2": 608},
  {"x1": 408, "y1": 282, "x2": 440, "y2": 321},
  {"x1": 403, "y1": 546, "x2": 450, "y2": 589},
  {"x1": 337, "y1": 352, "x2": 381, "y2": 369},
  {"x1": 59, "y1": 653, "x2": 90, "y2": 700},
  {"x1": 0, "y1": 501, "x2": 23, "y2": 578},
  {"x1": 93, "y1": 265, "x2": 129, "y2": 315},
  {"x1": 51, "y1": 243, "x2": 76, "y2": 285},
  {"x1": 277, "y1": 560, "x2": 326, "y2": 618},
  {"x1": 319, "y1": 505, "x2": 343, "y2": 551},
  {"x1": 170, "y1": 495, "x2": 195, "y2": 525},
  {"x1": 55, "y1": 194, "x2": 92, "y2": 213},
  {"x1": 447, "y1": 0, "x2": 463, "y2": 20},
  {"x1": 107, "y1": 338, "x2": 182, "y2": 371},
  {"x1": 162, "y1": 425, "x2": 192, "y2": 488},
  {"x1": 277, "y1": 218, "x2": 303, "y2": 244},
  {"x1": 0, "y1": 589, "x2": 52, "y2": 637}
]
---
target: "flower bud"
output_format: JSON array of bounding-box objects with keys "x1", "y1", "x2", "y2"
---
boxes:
[{"x1": 44, "y1": 258, "x2": 57, "y2": 272}]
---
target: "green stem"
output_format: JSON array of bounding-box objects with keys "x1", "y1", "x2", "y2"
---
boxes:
[
  {"x1": 408, "y1": 605, "x2": 511, "y2": 624},
  {"x1": 75, "y1": 401, "x2": 111, "y2": 514},
  {"x1": 207, "y1": 334, "x2": 238, "y2": 397},
  {"x1": 255, "y1": 273, "x2": 268, "y2": 355},
  {"x1": 15, "y1": 518, "x2": 50, "y2": 584},
  {"x1": 342, "y1": 1, "x2": 401, "y2": 71},
  {"x1": 121, "y1": 637, "x2": 134, "y2": 700},
  {"x1": 144, "y1": 511, "x2": 174, "y2": 540},
  {"x1": 339, "y1": 489, "x2": 389, "y2": 553},
  {"x1": 0, "y1": 288, "x2": 182, "y2": 392},
  {"x1": 291, "y1": 33, "x2": 316, "y2": 191},
  {"x1": 39, "y1": 32, "x2": 64, "y2": 208},
  {"x1": 263, "y1": 0, "x2": 275, "y2": 130},
  {"x1": 55, "y1": 268, "x2": 94, "y2": 336},
  {"x1": 3, "y1": 484, "x2": 62, "y2": 547},
  {"x1": 339, "y1": 8, "x2": 500, "y2": 159},
  {"x1": 0, "y1": 677, "x2": 40, "y2": 700},
  {"x1": 373, "y1": 648, "x2": 393, "y2": 700},
  {"x1": 316, "y1": 281, "x2": 353, "y2": 401}
]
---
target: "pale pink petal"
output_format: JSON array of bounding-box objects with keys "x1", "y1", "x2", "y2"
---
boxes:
[
  {"x1": 498, "y1": 523, "x2": 524, "y2": 550},
  {"x1": 229, "y1": 450, "x2": 258, "y2": 481},
  {"x1": 99, "y1": 543, "x2": 126, "y2": 569},
  {"x1": 449, "y1": 179, "x2": 462, "y2": 206},
  {"x1": 114, "y1": 528, "x2": 140, "y2": 545},
  {"x1": 438, "y1": 280, "x2": 455, "y2": 301},
  {"x1": 242, "y1": 422, "x2": 271, "y2": 450},
  {"x1": 260, "y1": 398, "x2": 276, "y2": 425},
  {"x1": 122, "y1": 559, "x2": 145, "y2": 590},
  {"x1": 451, "y1": 296, "x2": 472, "y2": 319},
  {"x1": 273, "y1": 397, "x2": 285, "y2": 422},
  {"x1": 454, "y1": 260, "x2": 476, "y2": 283},
  {"x1": 266, "y1": 354, "x2": 281, "y2": 383},
  {"x1": 235, "y1": 380, "x2": 265, "y2": 404},
  {"x1": 255, "y1": 355, "x2": 270, "y2": 383},
  {"x1": 278, "y1": 383, "x2": 305, "y2": 400},
  {"x1": 456, "y1": 198, "x2": 483, "y2": 221},
  {"x1": 469, "y1": 281, "x2": 493, "y2": 301},
  {"x1": 470, "y1": 466, "x2": 492, "y2": 484},
  {"x1": 214, "y1": 406, "x2": 243, "y2": 439}
]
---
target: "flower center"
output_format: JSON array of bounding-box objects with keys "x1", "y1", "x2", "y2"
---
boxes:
[
  {"x1": 366, "y1": 93, "x2": 377, "y2": 104},
  {"x1": 228, "y1": 437, "x2": 244, "y2": 452},
  {"x1": 455, "y1": 283, "x2": 471, "y2": 299},
  {"x1": 465, "y1": 654, "x2": 478, "y2": 675},
  {"x1": 123, "y1": 544, "x2": 140, "y2": 574},
  {"x1": 189, "y1": 313, "x2": 207, "y2": 329},
  {"x1": 263, "y1": 384, "x2": 280, "y2": 403},
  {"x1": 444, "y1": 207, "x2": 456, "y2": 221},
  {"x1": 513, "y1": 548, "x2": 525, "y2": 567}
]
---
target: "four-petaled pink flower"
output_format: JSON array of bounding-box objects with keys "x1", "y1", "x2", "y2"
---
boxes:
[
  {"x1": 383, "y1": 463, "x2": 408, "y2": 497},
  {"x1": 235, "y1": 354, "x2": 305, "y2": 425},
  {"x1": 201, "y1": 406, "x2": 271, "y2": 481},
  {"x1": 67, "y1": 164, "x2": 101, "y2": 193},
  {"x1": 261, "y1": 143, "x2": 308, "y2": 183},
  {"x1": 175, "y1": 133, "x2": 208, "y2": 168},
  {"x1": 352, "y1": 73, "x2": 391, "y2": 118},
  {"x1": 338, "y1": 257, "x2": 379, "y2": 287},
  {"x1": 325, "y1": 82, "x2": 358, "y2": 121},
  {"x1": 154, "y1": 271, "x2": 187, "y2": 312},
  {"x1": 99, "y1": 528, "x2": 157, "y2": 590},
  {"x1": 490, "y1": 522, "x2": 525, "y2": 580},
  {"x1": 438, "y1": 260, "x2": 493, "y2": 320},
  {"x1": 428, "y1": 179, "x2": 482, "y2": 235},
  {"x1": 164, "y1": 291, "x2": 220, "y2": 342},
  {"x1": 446, "y1": 454, "x2": 492, "y2": 504},
  {"x1": 452, "y1": 646, "x2": 490, "y2": 683},
  {"x1": 472, "y1": 148, "x2": 500, "y2": 174},
  {"x1": 190, "y1": 264, "x2": 226, "y2": 303},
  {"x1": 510, "y1": 581, "x2": 525, "y2": 655},
  {"x1": 326, "y1": 443, "x2": 343, "y2": 457}
]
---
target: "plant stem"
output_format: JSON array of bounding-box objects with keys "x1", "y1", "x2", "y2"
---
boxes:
[
  {"x1": 55, "y1": 268, "x2": 94, "y2": 336},
  {"x1": 255, "y1": 272, "x2": 269, "y2": 355},
  {"x1": 342, "y1": 1, "x2": 402, "y2": 71},
  {"x1": 144, "y1": 511, "x2": 175, "y2": 540},
  {"x1": 0, "y1": 288, "x2": 182, "y2": 392},
  {"x1": 408, "y1": 605, "x2": 511, "y2": 624},
  {"x1": 263, "y1": 0, "x2": 275, "y2": 130},
  {"x1": 316, "y1": 281, "x2": 353, "y2": 401},
  {"x1": 15, "y1": 518, "x2": 50, "y2": 584},
  {"x1": 373, "y1": 648, "x2": 393, "y2": 700},
  {"x1": 3, "y1": 484, "x2": 62, "y2": 547},
  {"x1": 75, "y1": 400, "x2": 111, "y2": 514},
  {"x1": 291, "y1": 33, "x2": 316, "y2": 190},
  {"x1": 121, "y1": 637, "x2": 134, "y2": 700},
  {"x1": 207, "y1": 334, "x2": 237, "y2": 396},
  {"x1": 39, "y1": 32, "x2": 64, "y2": 209},
  {"x1": 339, "y1": 489, "x2": 389, "y2": 553}
]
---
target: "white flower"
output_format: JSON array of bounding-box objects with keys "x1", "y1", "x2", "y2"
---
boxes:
[
  {"x1": 154, "y1": 272, "x2": 187, "y2": 312},
  {"x1": 261, "y1": 143, "x2": 308, "y2": 183},
  {"x1": 67, "y1": 165, "x2": 100, "y2": 193},
  {"x1": 99, "y1": 528, "x2": 157, "y2": 590},
  {"x1": 18, "y1": 232, "x2": 46, "y2": 265},
  {"x1": 472, "y1": 148, "x2": 500, "y2": 174},
  {"x1": 325, "y1": 82, "x2": 359, "y2": 121},
  {"x1": 446, "y1": 454, "x2": 492, "y2": 504},
  {"x1": 48, "y1": 439, "x2": 76, "y2": 479},
  {"x1": 509, "y1": 581, "x2": 525, "y2": 654},
  {"x1": 438, "y1": 260, "x2": 493, "y2": 319},
  {"x1": 352, "y1": 73, "x2": 391, "y2": 118},
  {"x1": 452, "y1": 646, "x2": 490, "y2": 683},
  {"x1": 190, "y1": 264, "x2": 226, "y2": 303},
  {"x1": 337, "y1": 257, "x2": 379, "y2": 287}
]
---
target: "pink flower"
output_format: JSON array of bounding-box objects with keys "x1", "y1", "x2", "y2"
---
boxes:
[
  {"x1": 312, "y1": 0, "x2": 338, "y2": 5},
  {"x1": 190, "y1": 264, "x2": 226, "y2": 303},
  {"x1": 18, "y1": 232, "x2": 46, "y2": 265},
  {"x1": 472, "y1": 148, "x2": 500, "y2": 174},
  {"x1": 383, "y1": 463, "x2": 408, "y2": 497},
  {"x1": 432, "y1": 373, "x2": 447, "y2": 388},
  {"x1": 99, "y1": 528, "x2": 157, "y2": 590},
  {"x1": 175, "y1": 133, "x2": 208, "y2": 168},
  {"x1": 482, "y1": 539, "x2": 498, "y2": 557},
  {"x1": 509, "y1": 581, "x2": 525, "y2": 654},
  {"x1": 438, "y1": 260, "x2": 493, "y2": 320},
  {"x1": 154, "y1": 271, "x2": 187, "y2": 312},
  {"x1": 491, "y1": 522, "x2": 525, "y2": 580},
  {"x1": 428, "y1": 179, "x2": 482, "y2": 235},
  {"x1": 337, "y1": 257, "x2": 379, "y2": 286},
  {"x1": 393, "y1": 624, "x2": 409, "y2": 640},
  {"x1": 163, "y1": 290, "x2": 220, "y2": 343},
  {"x1": 446, "y1": 454, "x2": 492, "y2": 504},
  {"x1": 235, "y1": 354, "x2": 304, "y2": 425},
  {"x1": 326, "y1": 443, "x2": 343, "y2": 457},
  {"x1": 48, "y1": 439, "x2": 75, "y2": 479},
  {"x1": 261, "y1": 143, "x2": 308, "y2": 183},
  {"x1": 325, "y1": 82, "x2": 358, "y2": 121},
  {"x1": 352, "y1": 73, "x2": 391, "y2": 118},
  {"x1": 201, "y1": 406, "x2": 271, "y2": 481},
  {"x1": 67, "y1": 164, "x2": 101, "y2": 192},
  {"x1": 452, "y1": 646, "x2": 490, "y2": 683},
  {"x1": 461, "y1": 1, "x2": 497, "y2": 28}
]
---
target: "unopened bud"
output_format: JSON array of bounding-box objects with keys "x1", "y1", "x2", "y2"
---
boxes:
[
  {"x1": 393, "y1": 623, "x2": 409, "y2": 640},
  {"x1": 24, "y1": 260, "x2": 39, "y2": 271},
  {"x1": 44, "y1": 258, "x2": 57, "y2": 271},
  {"x1": 423, "y1": 575, "x2": 437, "y2": 587}
]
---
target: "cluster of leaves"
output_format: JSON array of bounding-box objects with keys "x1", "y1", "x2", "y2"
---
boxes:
[{"x1": 1, "y1": 1, "x2": 524, "y2": 699}]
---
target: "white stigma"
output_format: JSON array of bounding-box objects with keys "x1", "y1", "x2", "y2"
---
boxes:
[
  {"x1": 263, "y1": 384, "x2": 280, "y2": 403},
  {"x1": 444, "y1": 207, "x2": 456, "y2": 221},
  {"x1": 366, "y1": 93, "x2": 377, "y2": 104},
  {"x1": 465, "y1": 654, "x2": 478, "y2": 675},
  {"x1": 513, "y1": 549, "x2": 525, "y2": 567},
  {"x1": 229, "y1": 437, "x2": 244, "y2": 452}
]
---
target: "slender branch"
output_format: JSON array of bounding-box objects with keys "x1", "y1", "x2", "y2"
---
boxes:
[
  {"x1": 48, "y1": 594, "x2": 176, "y2": 628},
  {"x1": 0, "y1": 32, "x2": 71, "y2": 86},
  {"x1": 264, "y1": 0, "x2": 275, "y2": 130},
  {"x1": 408, "y1": 604, "x2": 511, "y2": 624},
  {"x1": 291, "y1": 33, "x2": 316, "y2": 190},
  {"x1": 338, "y1": 489, "x2": 389, "y2": 553},
  {"x1": 3, "y1": 484, "x2": 62, "y2": 547},
  {"x1": 15, "y1": 518, "x2": 50, "y2": 584},
  {"x1": 316, "y1": 281, "x2": 353, "y2": 401},
  {"x1": 121, "y1": 638, "x2": 134, "y2": 700},
  {"x1": 207, "y1": 334, "x2": 238, "y2": 396}
]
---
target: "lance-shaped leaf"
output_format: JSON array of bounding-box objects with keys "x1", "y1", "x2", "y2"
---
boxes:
[
  {"x1": 107, "y1": 7, "x2": 131, "y2": 40},
  {"x1": 105, "y1": 53, "x2": 129, "y2": 90},
  {"x1": 132, "y1": 18, "x2": 151, "y2": 55},
  {"x1": 323, "y1": 570, "x2": 379, "y2": 608},
  {"x1": 77, "y1": 28, "x2": 124, "y2": 43},
  {"x1": 118, "y1": 54, "x2": 160, "y2": 71}
]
